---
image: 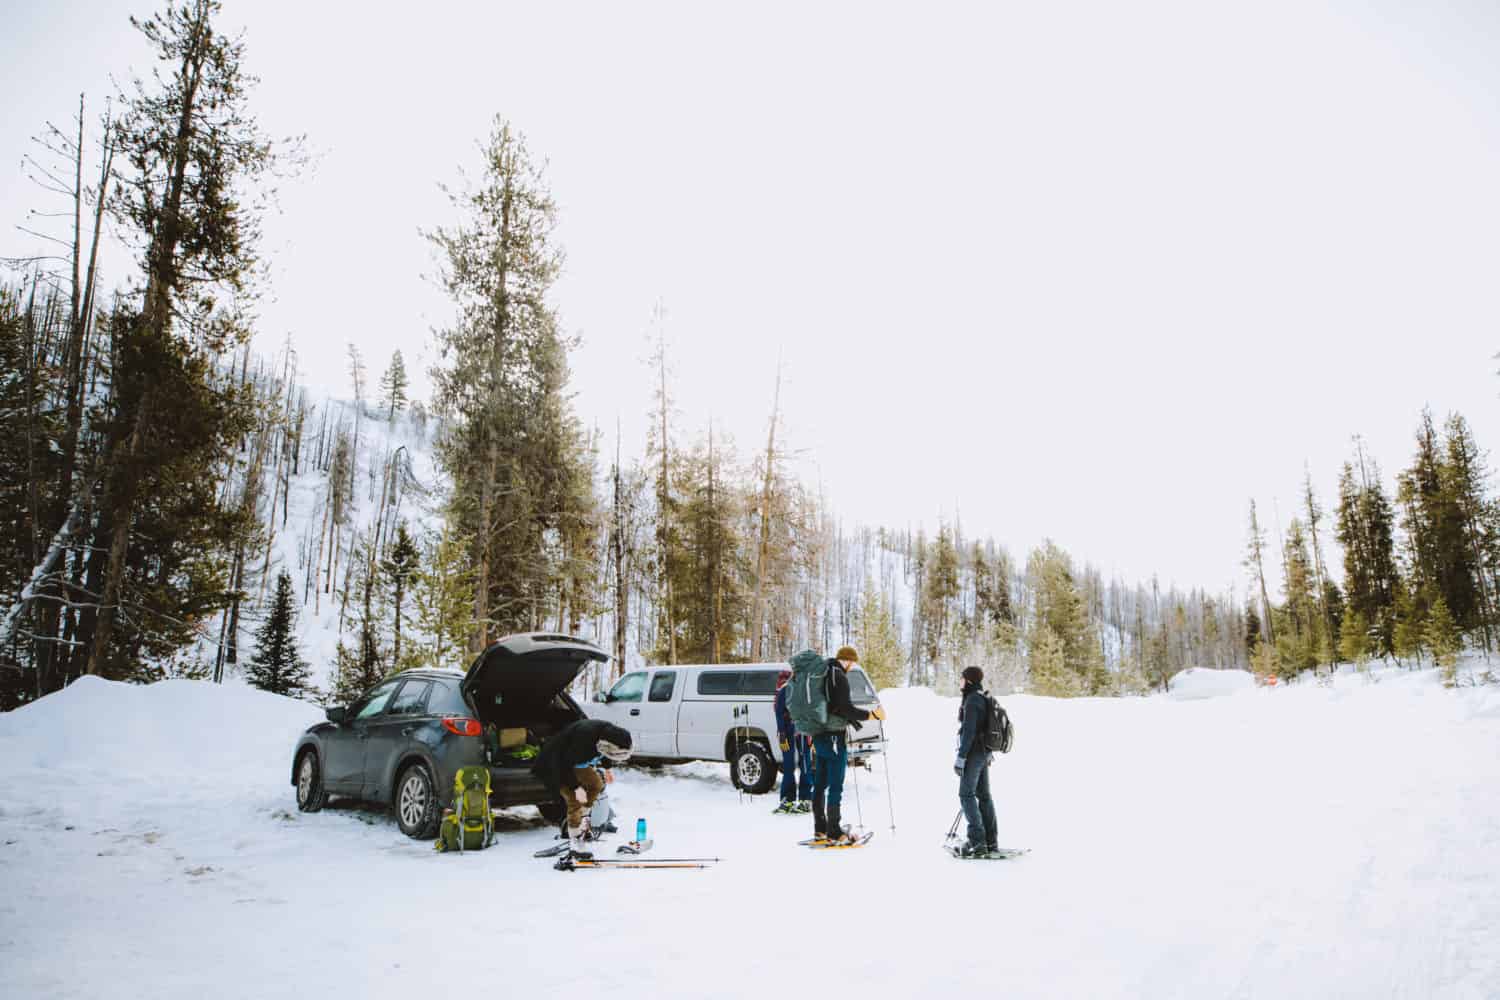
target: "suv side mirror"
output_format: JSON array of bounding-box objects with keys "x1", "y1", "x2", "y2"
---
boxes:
[
  {"x1": 595, "y1": 691, "x2": 609, "y2": 703},
  {"x1": 326, "y1": 706, "x2": 349, "y2": 724}
]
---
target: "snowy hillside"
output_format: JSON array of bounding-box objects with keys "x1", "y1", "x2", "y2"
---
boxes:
[{"x1": 2, "y1": 667, "x2": 1497, "y2": 999}]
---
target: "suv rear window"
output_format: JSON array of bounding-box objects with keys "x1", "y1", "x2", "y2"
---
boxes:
[
  {"x1": 695, "y1": 670, "x2": 780, "y2": 696},
  {"x1": 426, "y1": 681, "x2": 470, "y2": 716}
]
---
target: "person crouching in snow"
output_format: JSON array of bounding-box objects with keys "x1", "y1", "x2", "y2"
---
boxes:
[
  {"x1": 774, "y1": 669, "x2": 812, "y2": 814},
  {"x1": 954, "y1": 666, "x2": 997, "y2": 858},
  {"x1": 814, "y1": 645, "x2": 887, "y2": 845},
  {"x1": 531, "y1": 719, "x2": 633, "y2": 858}
]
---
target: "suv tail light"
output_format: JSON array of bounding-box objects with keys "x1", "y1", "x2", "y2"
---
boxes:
[{"x1": 442, "y1": 716, "x2": 482, "y2": 737}]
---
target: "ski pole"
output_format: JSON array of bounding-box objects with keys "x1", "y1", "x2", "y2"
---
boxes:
[
  {"x1": 881, "y1": 735, "x2": 897, "y2": 834},
  {"x1": 578, "y1": 857, "x2": 722, "y2": 864},
  {"x1": 851, "y1": 736, "x2": 865, "y2": 831}
]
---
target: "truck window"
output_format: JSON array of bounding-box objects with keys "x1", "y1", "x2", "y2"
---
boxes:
[
  {"x1": 696, "y1": 671, "x2": 739, "y2": 695},
  {"x1": 648, "y1": 671, "x2": 676, "y2": 702},
  {"x1": 741, "y1": 671, "x2": 778, "y2": 695},
  {"x1": 608, "y1": 672, "x2": 647, "y2": 703}
]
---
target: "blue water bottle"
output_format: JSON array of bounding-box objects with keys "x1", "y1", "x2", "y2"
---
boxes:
[{"x1": 636, "y1": 817, "x2": 647, "y2": 843}]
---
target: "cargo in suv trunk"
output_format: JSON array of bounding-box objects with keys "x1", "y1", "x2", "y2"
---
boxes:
[{"x1": 461, "y1": 633, "x2": 608, "y2": 807}]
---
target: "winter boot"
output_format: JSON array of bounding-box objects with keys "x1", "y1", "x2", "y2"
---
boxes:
[
  {"x1": 773, "y1": 800, "x2": 796, "y2": 815},
  {"x1": 957, "y1": 842, "x2": 987, "y2": 859},
  {"x1": 568, "y1": 818, "x2": 593, "y2": 860},
  {"x1": 795, "y1": 800, "x2": 812, "y2": 813},
  {"x1": 826, "y1": 804, "x2": 851, "y2": 844}
]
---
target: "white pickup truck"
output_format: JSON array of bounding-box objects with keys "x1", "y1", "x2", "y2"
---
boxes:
[{"x1": 584, "y1": 662, "x2": 886, "y2": 794}]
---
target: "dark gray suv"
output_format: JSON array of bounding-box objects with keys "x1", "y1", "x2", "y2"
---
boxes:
[{"x1": 290, "y1": 632, "x2": 607, "y2": 838}]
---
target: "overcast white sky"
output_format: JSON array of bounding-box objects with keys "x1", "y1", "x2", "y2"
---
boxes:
[{"x1": 4, "y1": 1, "x2": 1498, "y2": 597}]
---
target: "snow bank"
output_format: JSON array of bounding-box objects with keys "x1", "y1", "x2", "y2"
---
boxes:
[
  {"x1": 1167, "y1": 667, "x2": 1256, "y2": 700},
  {"x1": 0, "y1": 675, "x2": 320, "y2": 775}
]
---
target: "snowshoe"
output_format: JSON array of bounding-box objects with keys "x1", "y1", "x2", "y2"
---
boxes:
[
  {"x1": 772, "y1": 801, "x2": 797, "y2": 815},
  {"x1": 810, "y1": 830, "x2": 874, "y2": 850}
]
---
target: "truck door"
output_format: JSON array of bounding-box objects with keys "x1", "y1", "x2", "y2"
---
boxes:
[
  {"x1": 631, "y1": 669, "x2": 679, "y2": 757},
  {"x1": 595, "y1": 670, "x2": 647, "y2": 738}
]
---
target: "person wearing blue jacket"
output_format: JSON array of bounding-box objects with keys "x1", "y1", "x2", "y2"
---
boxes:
[
  {"x1": 773, "y1": 670, "x2": 812, "y2": 814},
  {"x1": 954, "y1": 666, "x2": 998, "y2": 858}
]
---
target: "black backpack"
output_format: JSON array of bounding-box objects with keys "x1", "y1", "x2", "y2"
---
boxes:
[{"x1": 982, "y1": 694, "x2": 1014, "y2": 754}]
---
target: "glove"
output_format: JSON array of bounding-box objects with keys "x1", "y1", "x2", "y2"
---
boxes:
[
  {"x1": 954, "y1": 755, "x2": 965, "y2": 778},
  {"x1": 574, "y1": 786, "x2": 588, "y2": 803},
  {"x1": 779, "y1": 737, "x2": 790, "y2": 753},
  {"x1": 869, "y1": 706, "x2": 887, "y2": 721}
]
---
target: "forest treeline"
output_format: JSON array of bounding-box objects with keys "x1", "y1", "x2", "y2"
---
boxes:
[
  {"x1": 1242, "y1": 413, "x2": 1496, "y2": 686},
  {"x1": 2, "y1": 1, "x2": 1495, "y2": 711}
]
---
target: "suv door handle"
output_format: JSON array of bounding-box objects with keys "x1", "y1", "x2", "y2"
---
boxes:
[
  {"x1": 401, "y1": 726, "x2": 415, "y2": 736},
  {"x1": 630, "y1": 708, "x2": 641, "y2": 716}
]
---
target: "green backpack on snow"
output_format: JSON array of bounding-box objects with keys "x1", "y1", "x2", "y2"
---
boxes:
[
  {"x1": 434, "y1": 765, "x2": 493, "y2": 853},
  {"x1": 785, "y1": 649, "x2": 842, "y2": 736}
]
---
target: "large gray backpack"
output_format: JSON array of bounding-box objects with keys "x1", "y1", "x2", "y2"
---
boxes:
[{"x1": 785, "y1": 649, "x2": 839, "y2": 735}]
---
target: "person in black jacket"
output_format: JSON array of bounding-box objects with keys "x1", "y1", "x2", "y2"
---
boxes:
[
  {"x1": 812, "y1": 645, "x2": 887, "y2": 845},
  {"x1": 954, "y1": 666, "x2": 998, "y2": 858},
  {"x1": 531, "y1": 718, "x2": 633, "y2": 856}
]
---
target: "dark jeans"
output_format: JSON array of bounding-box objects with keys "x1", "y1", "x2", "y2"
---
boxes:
[
  {"x1": 959, "y1": 752, "x2": 997, "y2": 849},
  {"x1": 811, "y1": 732, "x2": 848, "y2": 834},
  {"x1": 780, "y1": 735, "x2": 812, "y2": 802}
]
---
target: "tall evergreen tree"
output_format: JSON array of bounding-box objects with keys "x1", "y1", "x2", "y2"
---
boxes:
[
  {"x1": 1396, "y1": 409, "x2": 1476, "y2": 632},
  {"x1": 855, "y1": 585, "x2": 904, "y2": 690},
  {"x1": 83, "y1": 0, "x2": 278, "y2": 679},
  {"x1": 381, "y1": 522, "x2": 419, "y2": 668},
  {"x1": 426, "y1": 116, "x2": 588, "y2": 648},
  {"x1": 245, "y1": 571, "x2": 312, "y2": 698},
  {"x1": 1244, "y1": 500, "x2": 1276, "y2": 645},
  {"x1": 1336, "y1": 451, "x2": 1400, "y2": 656},
  {"x1": 1441, "y1": 412, "x2": 1497, "y2": 649},
  {"x1": 379, "y1": 350, "x2": 409, "y2": 422}
]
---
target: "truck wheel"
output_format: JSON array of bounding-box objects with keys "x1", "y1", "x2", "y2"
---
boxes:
[{"x1": 730, "y1": 742, "x2": 777, "y2": 795}]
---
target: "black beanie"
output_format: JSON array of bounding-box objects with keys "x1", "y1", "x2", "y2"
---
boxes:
[{"x1": 961, "y1": 666, "x2": 984, "y2": 686}]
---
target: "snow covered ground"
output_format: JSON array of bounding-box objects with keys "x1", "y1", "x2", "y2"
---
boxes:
[{"x1": 2, "y1": 666, "x2": 1499, "y2": 999}]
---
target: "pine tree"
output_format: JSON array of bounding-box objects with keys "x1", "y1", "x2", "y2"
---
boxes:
[
  {"x1": 1336, "y1": 450, "x2": 1400, "y2": 656},
  {"x1": 82, "y1": 0, "x2": 278, "y2": 679},
  {"x1": 379, "y1": 350, "x2": 409, "y2": 422},
  {"x1": 1025, "y1": 541, "x2": 1105, "y2": 695},
  {"x1": 410, "y1": 525, "x2": 476, "y2": 671},
  {"x1": 1441, "y1": 412, "x2": 1497, "y2": 649},
  {"x1": 1339, "y1": 609, "x2": 1370, "y2": 666},
  {"x1": 427, "y1": 116, "x2": 586, "y2": 650},
  {"x1": 381, "y1": 522, "x2": 420, "y2": 669},
  {"x1": 1276, "y1": 518, "x2": 1320, "y2": 675},
  {"x1": 1245, "y1": 500, "x2": 1276, "y2": 645},
  {"x1": 672, "y1": 428, "x2": 748, "y2": 663},
  {"x1": 920, "y1": 523, "x2": 961, "y2": 676},
  {"x1": 245, "y1": 572, "x2": 313, "y2": 698},
  {"x1": 331, "y1": 623, "x2": 385, "y2": 706},
  {"x1": 1392, "y1": 585, "x2": 1426, "y2": 667},
  {"x1": 855, "y1": 585, "x2": 904, "y2": 691},
  {"x1": 1028, "y1": 626, "x2": 1080, "y2": 697},
  {"x1": 1425, "y1": 594, "x2": 1461, "y2": 684}
]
